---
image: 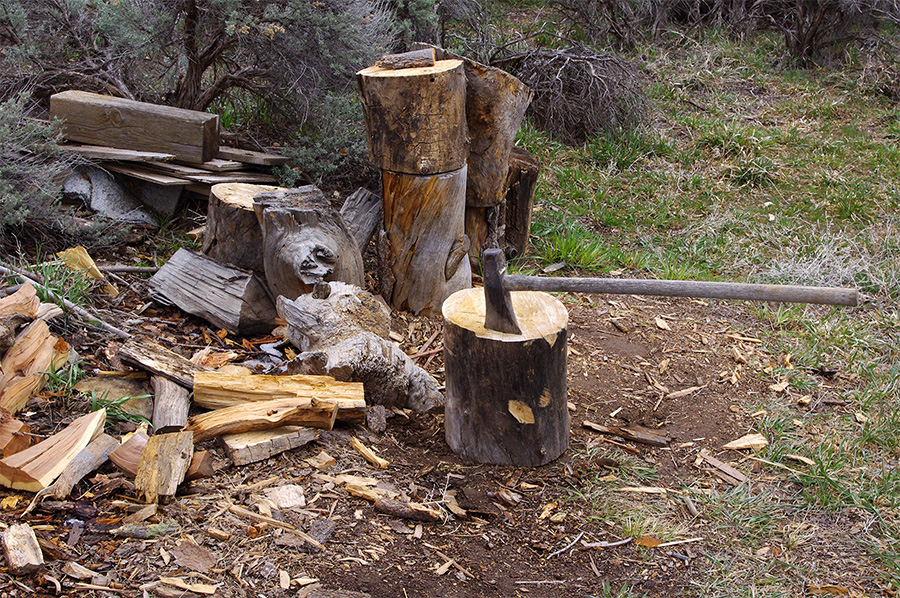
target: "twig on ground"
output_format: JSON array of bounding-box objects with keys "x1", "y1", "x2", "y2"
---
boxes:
[{"x1": 547, "y1": 531, "x2": 585, "y2": 559}]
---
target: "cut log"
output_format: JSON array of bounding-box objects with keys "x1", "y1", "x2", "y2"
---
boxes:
[
  {"x1": 185, "y1": 398, "x2": 337, "y2": 444},
  {"x1": 279, "y1": 284, "x2": 443, "y2": 412},
  {"x1": 217, "y1": 146, "x2": 291, "y2": 166},
  {"x1": 184, "y1": 450, "x2": 214, "y2": 481},
  {"x1": 151, "y1": 376, "x2": 190, "y2": 434},
  {"x1": 44, "y1": 433, "x2": 119, "y2": 499},
  {"x1": 418, "y1": 44, "x2": 533, "y2": 207},
  {"x1": 442, "y1": 288, "x2": 569, "y2": 466},
  {"x1": 0, "y1": 412, "x2": 30, "y2": 458},
  {"x1": 339, "y1": 188, "x2": 382, "y2": 252},
  {"x1": 117, "y1": 337, "x2": 212, "y2": 389},
  {"x1": 220, "y1": 426, "x2": 317, "y2": 466},
  {"x1": 375, "y1": 48, "x2": 436, "y2": 70},
  {"x1": 201, "y1": 183, "x2": 285, "y2": 272},
  {"x1": 0, "y1": 282, "x2": 39, "y2": 319},
  {"x1": 134, "y1": 431, "x2": 194, "y2": 504},
  {"x1": 109, "y1": 428, "x2": 216, "y2": 479},
  {"x1": 2, "y1": 523, "x2": 43, "y2": 575},
  {"x1": 254, "y1": 187, "x2": 364, "y2": 300},
  {"x1": 0, "y1": 409, "x2": 106, "y2": 492},
  {"x1": 503, "y1": 147, "x2": 541, "y2": 258},
  {"x1": 148, "y1": 248, "x2": 277, "y2": 335},
  {"x1": 381, "y1": 167, "x2": 471, "y2": 315},
  {"x1": 357, "y1": 60, "x2": 467, "y2": 175},
  {"x1": 50, "y1": 90, "x2": 219, "y2": 163},
  {"x1": 192, "y1": 371, "x2": 365, "y2": 423}
]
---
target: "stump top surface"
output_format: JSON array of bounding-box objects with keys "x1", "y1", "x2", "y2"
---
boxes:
[
  {"x1": 357, "y1": 59, "x2": 463, "y2": 78},
  {"x1": 211, "y1": 183, "x2": 286, "y2": 208},
  {"x1": 442, "y1": 288, "x2": 567, "y2": 341}
]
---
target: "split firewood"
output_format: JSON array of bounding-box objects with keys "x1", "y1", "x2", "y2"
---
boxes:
[
  {"x1": 582, "y1": 421, "x2": 669, "y2": 447},
  {"x1": 202, "y1": 182, "x2": 285, "y2": 272},
  {"x1": 2, "y1": 523, "x2": 43, "y2": 575},
  {"x1": 109, "y1": 428, "x2": 216, "y2": 480},
  {"x1": 220, "y1": 426, "x2": 317, "y2": 466},
  {"x1": 350, "y1": 436, "x2": 388, "y2": 469},
  {"x1": 43, "y1": 433, "x2": 119, "y2": 499},
  {"x1": 192, "y1": 371, "x2": 365, "y2": 423},
  {"x1": 148, "y1": 249, "x2": 277, "y2": 335},
  {"x1": 0, "y1": 410, "x2": 30, "y2": 458},
  {"x1": 374, "y1": 498, "x2": 442, "y2": 522},
  {"x1": 253, "y1": 186, "x2": 364, "y2": 300},
  {"x1": 375, "y1": 48, "x2": 436, "y2": 70},
  {"x1": 151, "y1": 375, "x2": 190, "y2": 434},
  {"x1": 118, "y1": 337, "x2": 212, "y2": 389},
  {"x1": 503, "y1": 147, "x2": 541, "y2": 258},
  {"x1": 0, "y1": 319, "x2": 69, "y2": 414},
  {"x1": 135, "y1": 431, "x2": 194, "y2": 504},
  {"x1": 0, "y1": 409, "x2": 106, "y2": 492},
  {"x1": 185, "y1": 398, "x2": 336, "y2": 444},
  {"x1": 339, "y1": 187, "x2": 382, "y2": 252},
  {"x1": 56, "y1": 246, "x2": 118, "y2": 296},
  {"x1": 0, "y1": 314, "x2": 29, "y2": 353},
  {"x1": 279, "y1": 282, "x2": 443, "y2": 412},
  {"x1": 0, "y1": 282, "x2": 39, "y2": 319},
  {"x1": 184, "y1": 450, "x2": 215, "y2": 481}
]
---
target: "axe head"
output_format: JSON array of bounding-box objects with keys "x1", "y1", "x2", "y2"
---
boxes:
[{"x1": 482, "y1": 249, "x2": 522, "y2": 335}]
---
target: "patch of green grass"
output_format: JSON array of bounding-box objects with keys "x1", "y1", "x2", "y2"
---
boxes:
[{"x1": 90, "y1": 391, "x2": 152, "y2": 429}]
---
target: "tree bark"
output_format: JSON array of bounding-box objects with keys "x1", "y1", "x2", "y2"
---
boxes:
[
  {"x1": 442, "y1": 288, "x2": 569, "y2": 466},
  {"x1": 465, "y1": 204, "x2": 505, "y2": 264},
  {"x1": 357, "y1": 60, "x2": 467, "y2": 175},
  {"x1": 151, "y1": 376, "x2": 191, "y2": 434},
  {"x1": 503, "y1": 147, "x2": 541, "y2": 258},
  {"x1": 380, "y1": 168, "x2": 471, "y2": 315}
]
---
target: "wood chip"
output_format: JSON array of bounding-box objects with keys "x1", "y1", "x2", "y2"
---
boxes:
[
  {"x1": 664, "y1": 385, "x2": 706, "y2": 400},
  {"x1": 722, "y1": 433, "x2": 768, "y2": 451},
  {"x1": 350, "y1": 437, "x2": 388, "y2": 470},
  {"x1": 159, "y1": 577, "x2": 218, "y2": 595}
]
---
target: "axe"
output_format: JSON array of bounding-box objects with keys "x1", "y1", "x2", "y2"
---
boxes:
[{"x1": 482, "y1": 249, "x2": 858, "y2": 335}]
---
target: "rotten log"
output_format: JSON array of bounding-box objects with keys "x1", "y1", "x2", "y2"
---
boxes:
[
  {"x1": 185, "y1": 398, "x2": 337, "y2": 444},
  {"x1": 220, "y1": 426, "x2": 317, "y2": 466},
  {"x1": 148, "y1": 248, "x2": 277, "y2": 335},
  {"x1": 44, "y1": 433, "x2": 119, "y2": 499},
  {"x1": 134, "y1": 431, "x2": 194, "y2": 504},
  {"x1": 192, "y1": 371, "x2": 365, "y2": 423},
  {"x1": 50, "y1": 90, "x2": 219, "y2": 163},
  {"x1": 357, "y1": 59, "x2": 467, "y2": 175},
  {"x1": 279, "y1": 283, "x2": 443, "y2": 412},
  {"x1": 582, "y1": 421, "x2": 669, "y2": 447},
  {"x1": 253, "y1": 187, "x2": 364, "y2": 300},
  {"x1": 151, "y1": 375, "x2": 190, "y2": 434},
  {"x1": 0, "y1": 409, "x2": 106, "y2": 492},
  {"x1": 118, "y1": 337, "x2": 212, "y2": 389},
  {"x1": 503, "y1": 147, "x2": 541, "y2": 258},
  {"x1": 2, "y1": 523, "x2": 43, "y2": 575},
  {"x1": 375, "y1": 48, "x2": 436, "y2": 70},
  {"x1": 442, "y1": 288, "x2": 569, "y2": 466},
  {"x1": 0, "y1": 411, "x2": 30, "y2": 458},
  {"x1": 201, "y1": 182, "x2": 285, "y2": 272},
  {"x1": 380, "y1": 167, "x2": 471, "y2": 315},
  {"x1": 339, "y1": 188, "x2": 382, "y2": 252}
]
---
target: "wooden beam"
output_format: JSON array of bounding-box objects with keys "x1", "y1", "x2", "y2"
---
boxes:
[{"x1": 50, "y1": 90, "x2": 219, "y2": 163}]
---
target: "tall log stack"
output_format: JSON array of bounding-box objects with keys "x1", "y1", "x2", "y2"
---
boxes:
[{"x1": 357, "y1": 53, "x2": 472, "y2": 315}]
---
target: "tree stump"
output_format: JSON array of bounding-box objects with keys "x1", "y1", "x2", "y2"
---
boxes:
[
  {"x1": 504, "y1": 147, "x2": 541, "y2": 258},
  {"x1": 357, "y1": 60, "x2": 467, "y2": 175},
  {"x1": 381, "y1": 167, "x2": 471, "y2": 315},
  {"x1": 442, "y1": 288, "x2": 568, "y2": 466},
  {"x1": 253, "y1": 187, "x2": 364, "y2": 300},
  {"x1": 201, "y1": 183, "x2": 285, "y2": 271}
]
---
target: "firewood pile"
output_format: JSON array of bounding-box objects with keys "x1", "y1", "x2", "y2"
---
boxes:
[{"x1": 51, "y1": 90, "x2": 288, "y2": 201}]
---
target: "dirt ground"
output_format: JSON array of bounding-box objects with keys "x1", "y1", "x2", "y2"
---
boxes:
[{"x1": 0, "y1": 233, "x2": 864, "y2": 598}]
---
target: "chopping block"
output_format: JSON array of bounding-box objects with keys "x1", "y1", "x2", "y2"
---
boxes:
[{"x1": 442, "y1": 287, "x2": 569, "y2": 467}]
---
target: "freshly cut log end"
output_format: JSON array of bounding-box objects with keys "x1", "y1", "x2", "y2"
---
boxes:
[
  {"x1": 357, "y1": 60, "x2": 467, "y2": 175},
  {"x1": 381, "y1": 167, "x2": 471, "y2": 315},
  {"x1": 442, "y1": 288, "x2": 568, "y2": 466},
  {"x1": 202, "y1": 183, "x2": 286, "y2": 272}
]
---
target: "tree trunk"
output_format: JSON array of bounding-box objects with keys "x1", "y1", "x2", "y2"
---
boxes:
[
  {"x1": 503, "y1": 147, "x2": 541, "y2": 258},
  {"x1": 380, "y1": 168, "x2": 471, "y2": 315},
  {"x1": 202, "y1": 183, "x2": 285, "y2": 272},
  {"x1": 465, "y1": 204, "x2": 505, "y2": 264},
  {"x1": 254, "y1": 187, "x2": 364, "y2": 301},
  {"x1": 357, "y1": 60, "x2": 467, "y2": 175},
  {"x1": 442, "y1": 288, "x2": 569, "y2": 466}
]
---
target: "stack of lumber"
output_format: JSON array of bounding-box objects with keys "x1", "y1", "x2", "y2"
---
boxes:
[{"x1": 50, "y1": 90, "x2": 290, "y2": 197}]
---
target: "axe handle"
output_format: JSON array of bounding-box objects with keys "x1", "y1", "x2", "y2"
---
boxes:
[{"x1": 503, "y1": 275, "x2": 858, "y2": 306}]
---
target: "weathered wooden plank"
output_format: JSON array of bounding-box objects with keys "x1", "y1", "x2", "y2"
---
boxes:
[
  {"x1": 217, "y1": 146, "x2": 290, "y2": 166},
  {"x1": 60, "y1": 144, "x2": 177, "y2": 162},
  {"x1": 192, "y1": 159, "x2": 246, "y2": 172},
  {"x1": 50, "y1": 90, "x2": 219, "y2": 163},
  {"x1": 101, "y1": 162, "x2": 190, "y2": 186},
  {"x1": 182, "y1": 172, "x2": 278, "y2": 185}
]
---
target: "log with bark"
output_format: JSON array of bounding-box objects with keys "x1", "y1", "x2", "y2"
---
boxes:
[
  {"x1": 192, "y1": 371, "x2": 365, "y2": 423},
  {"x1": 185, "y1": 398, "x2": 337, "y2": 444},
  {"x1": 380, "y1": 167, "x2": 471, "y2": 315},
  {"x1": 201, "y1": 183, "x2": 285, "y2": 272},
  {"x1": 148, "y1": 248, "x2": 277, "y2": 335},
  {"x1": 357, "y1": 59, "x2": 467, "y2": 175},
  {"x1": 279, "y1": 282, "x2": 443, "y2": 412},
  {"x1": 151, "y1": 375, "x2": 191, "y2": 434},
  {"x1": 375, "y1": 48, "x2": 436, "y2": 70},
  {"x1": 118, "y1": 337, "x2": 212, "y2": 389},
  {"x1": 253, "y1": 187, "x2": 364, "y2": 300},
  {"x1": 442, "y1": 288, "x2": 569, "y2": 466}
]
